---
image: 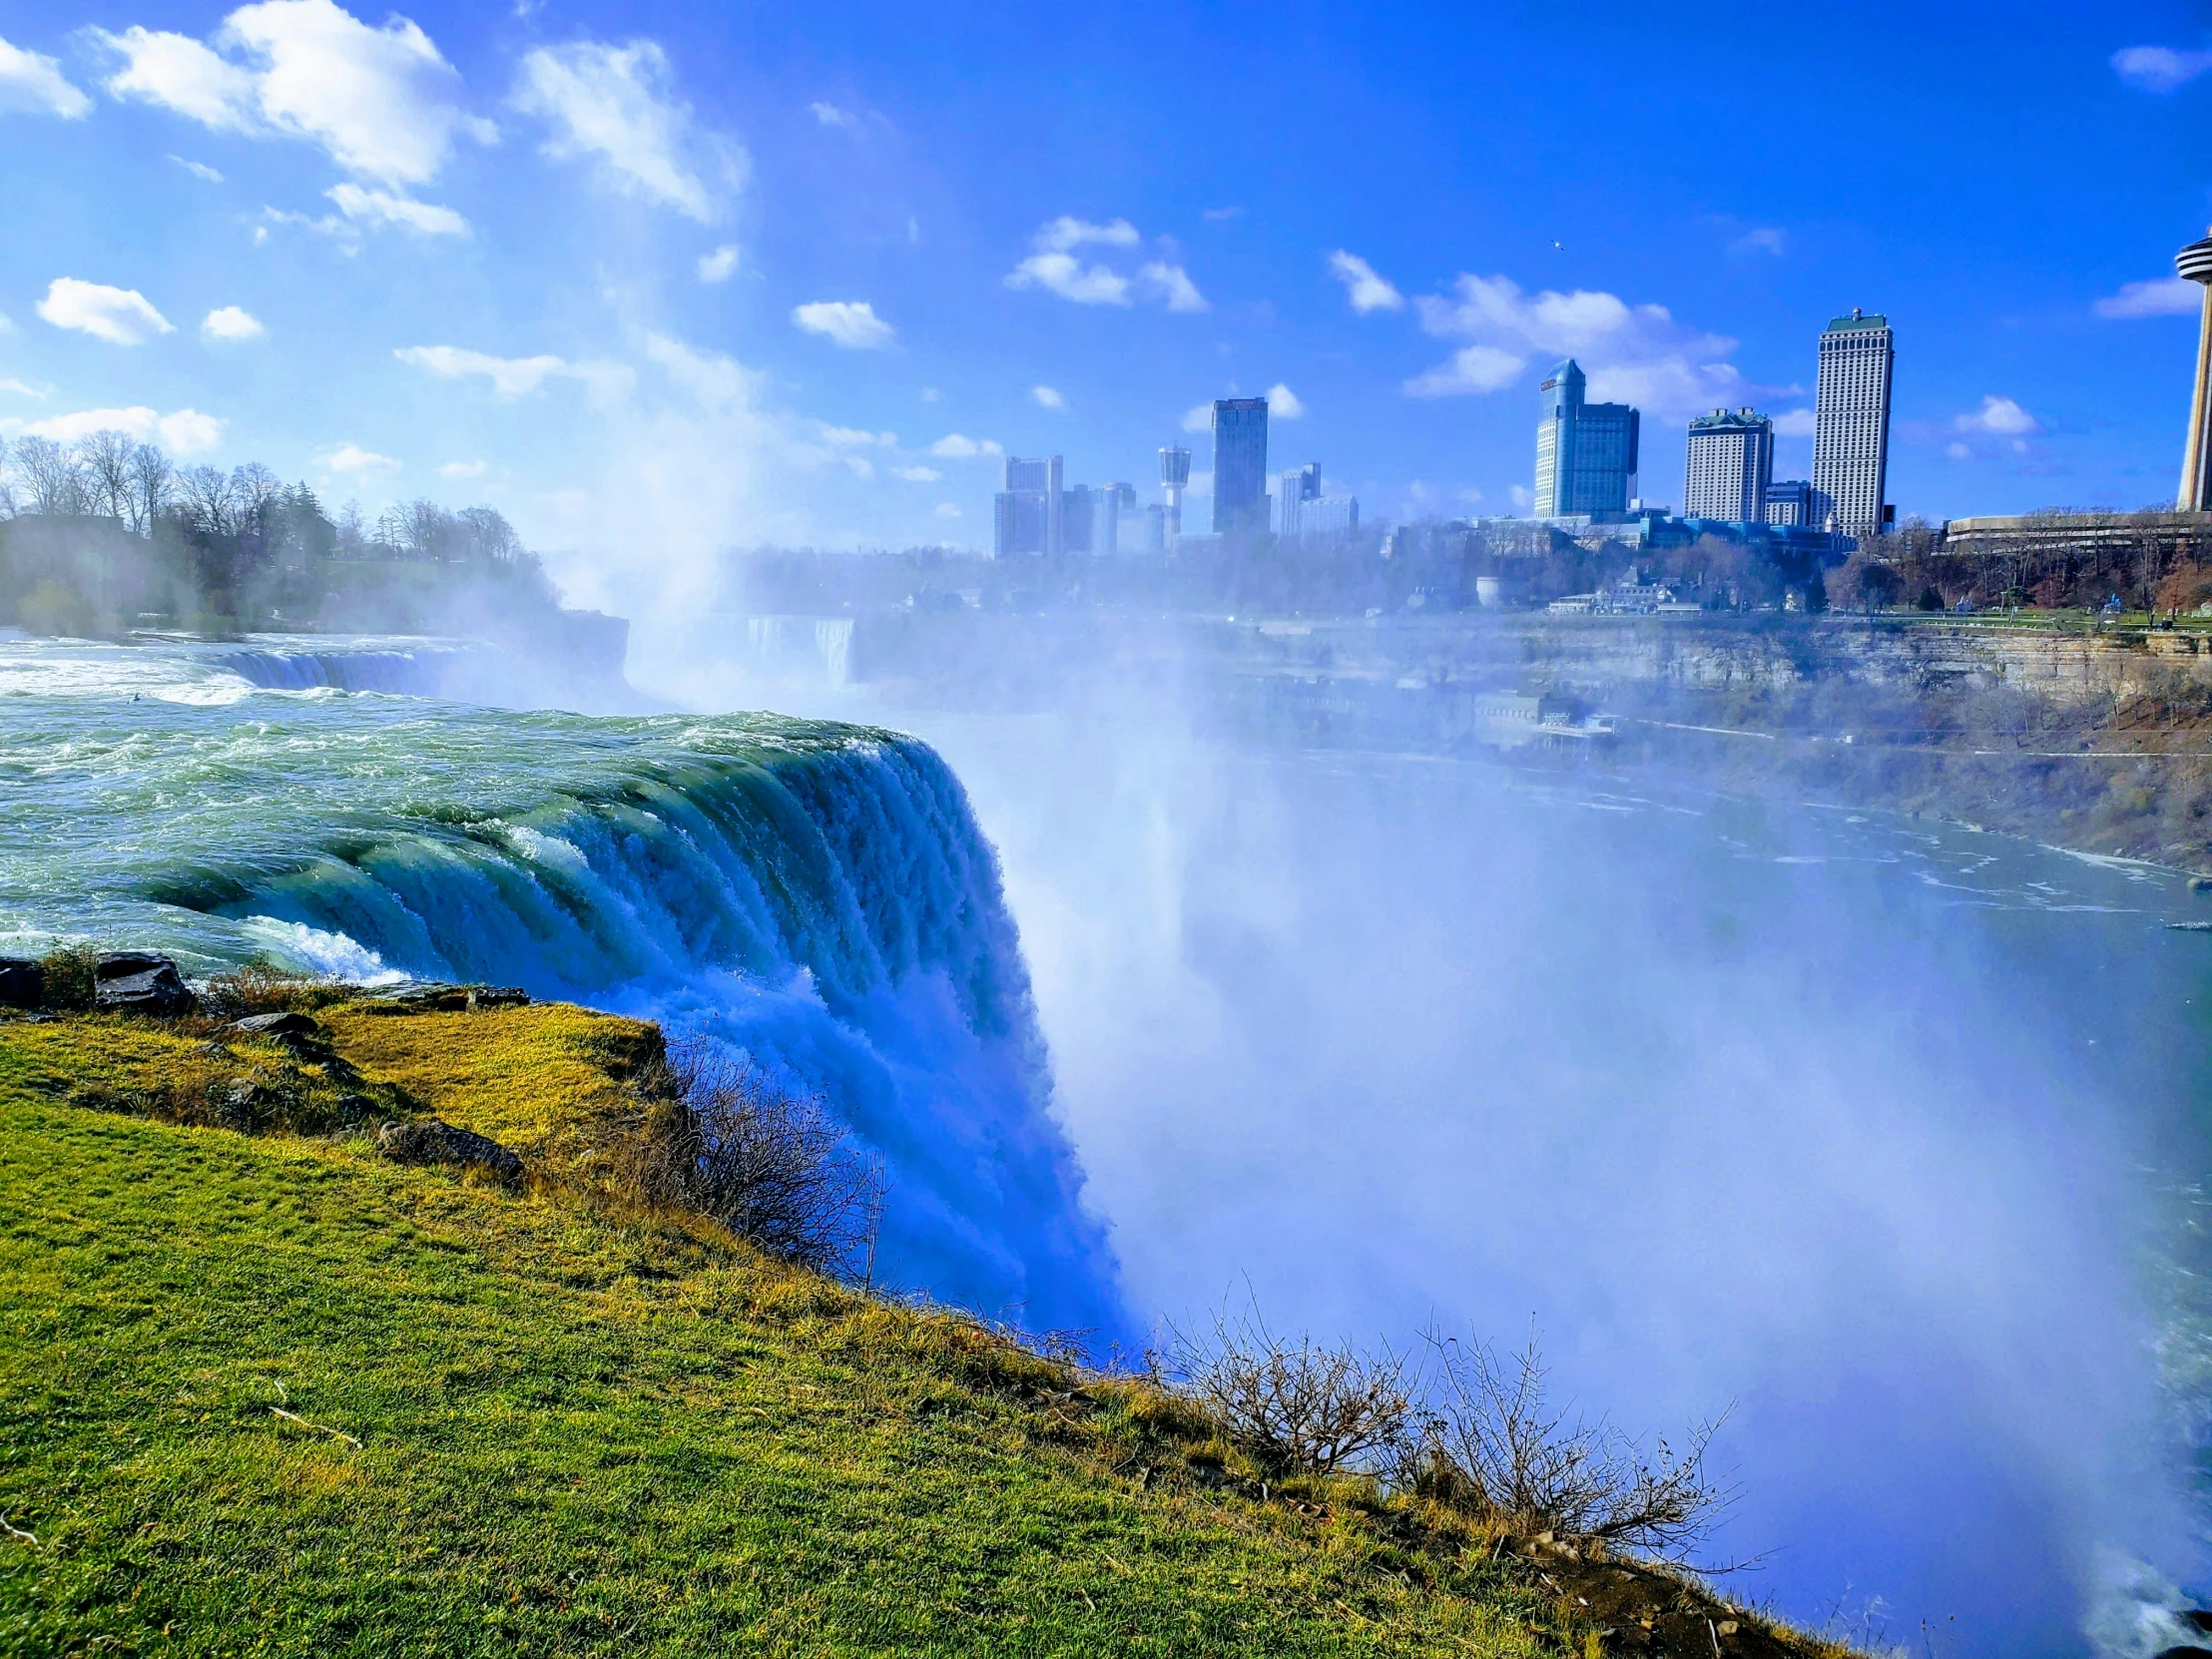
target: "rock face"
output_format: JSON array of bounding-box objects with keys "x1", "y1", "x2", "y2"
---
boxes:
[
  {"x1": 0, "y1": 959, "x2": 41, "y2": 1010},
  {"x1": 225, "y1": 1010, "x2": 323, "y2": 1040},
  {"x1": 375, "y1": 1118, "x2": 524, "y2": 1185},
  {"x1": 94, "y1": 953, "x2": 196, "y2": 1017}
]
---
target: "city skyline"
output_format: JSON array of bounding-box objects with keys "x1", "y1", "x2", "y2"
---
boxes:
[{"x1": 0, "y1": 2, "x2": 2201, "y2": 602}]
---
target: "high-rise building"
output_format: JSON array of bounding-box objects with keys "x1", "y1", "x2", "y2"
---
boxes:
[
  {"x1": 1212, "y1": 397, "x2": 1270, "y2": 534},
  {"x1": 1159, "y1": 446, "x2": 1191, "y2": 542},
  {"x1": 1812, "y1": 309, "x2": 1894, "y2": 540},
  {"x1": 1684, "y1": 408, "x2": 1774, "y2": 522},
  {"x1": 1274, "y1": 463, "x2": 1321, "y2": 535},
  {"x1": 993, "y1": 455, "x2": 1063, "y2": 556},
  {"x1": 1763, "y1": 479, "x2": 1815, "y2": 528},
  {"x1": 1532, "y1": 360, "x2": 1639, "y2": 518}
]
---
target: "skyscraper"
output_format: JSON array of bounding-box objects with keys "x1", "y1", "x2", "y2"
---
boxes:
[
  {"x1": 1532, "y1": 360, "x2": 1638, "y2": 518},
  {"x1": 1812, "y1": 309, "x2": 1894, "y2": 540},
  {"x1": 1211, "y1": 397, "x2": 1270, "y2": 534},
  {"x1": 993, "y1": 455, "x2": 1063, "y2": 557},
  {"x1": 1275, "y1": 462, "x2": 1321, "y2": 535},
  {"x1": 1684, "y1": 408, "x2": 1775, "y2": 522}
]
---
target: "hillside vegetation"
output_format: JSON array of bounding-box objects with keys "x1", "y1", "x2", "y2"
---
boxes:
[{"x1": 0, "y1": 996, "x2": 1846, "y2": 1658}]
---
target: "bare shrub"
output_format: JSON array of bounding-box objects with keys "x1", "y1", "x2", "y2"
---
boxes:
[
  {"x1": 654, "y1": 1040, "x2": 884, "y2": 1277},
  {"x1": 1410, "y1": 1329, "x2": 1732, "y2": 1560},
  {"x1": 199, "y1": 960, "x2": 352, "y2": 1020},
  {"x1": 1169, "y1": 1299, "x2": 1414, "y2": 1477}
]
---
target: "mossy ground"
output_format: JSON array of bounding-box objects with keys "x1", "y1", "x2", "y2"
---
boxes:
[{"x1": 0, "y1": 1004, "x2": 1842, "y2": 1658}]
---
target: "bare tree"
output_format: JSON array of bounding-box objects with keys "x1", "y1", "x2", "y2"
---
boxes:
[
  {"x1": 14, "y1": 436, "x2": 85, "y2": 515},
  {"x1": 1409, "y1": 1329, "x2": 1732, "y2": 1560},
  {"x1": 397, "y1": 498, "x2": 458, "y2": 560},
  {"x1": 1170, "y1": 1299, "x2": 1415, "y2": 1477},
  {"x1": 233, "y1": 462, "x2": 282, "y2": 541},
  {"x1": 76, "y1": 430, "x2": 133, "y2": 522},
  {"x1": 652, "y1": 1040, "x2": 884, "y2": 1276},
  {"x1": 177, "y1": 463, "x2": 238, "y2": 536},
  {"x1": 457, "y1": 504, "x2": 519, "y2": 562},
  {"x1": 126, "y1": 442, "x2": 173, "y2": 534}
]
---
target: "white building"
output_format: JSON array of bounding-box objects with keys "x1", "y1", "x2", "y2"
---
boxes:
[
  {"x1": 1812, "y1": 309, "x2": 1894, "y2": 540},
  {"x1": 1683, "y1": 408, "x2": 1773, "y2": 522}
]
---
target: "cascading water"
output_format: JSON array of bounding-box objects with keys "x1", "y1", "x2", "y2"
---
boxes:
[{"x1": 0, "y1": 635, "x2": 1123, "y2": 1335}]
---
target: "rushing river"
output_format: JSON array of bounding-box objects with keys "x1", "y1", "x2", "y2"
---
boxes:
[{"x1": 8, "y1": 628, "x2": 2212, "y2": 1656}]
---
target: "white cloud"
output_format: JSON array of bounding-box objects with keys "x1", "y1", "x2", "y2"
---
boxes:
[
  {"x1": 0, "y1": 35, "x2": 91, "y2": 119},
  {"x1": 891, "y1": 464, "x2": 939, "y2": 482},
  {"x1": 643, "y1": 331, "x2": 764, "y2": 410},
  {"x1": 697, "y1": 243, "x2": 739, "y2": 282},
  {"x1": 1406, "y1": 272, "x2": 1743, "y2": 416},
  {"x1": 92, "y1": 1, "x2": 495, "y2": 187},
  {"x1": 1031, "y1": 384, "x2": 1065, "y2": 409},
  {"x1": 1006, "y1": 218, "x2": 1205, "y2": 311},
  {"x1": 320, "y1": 441, "x2": 399, "y2": 473},
  {"x1": 37, "y1": 278, "x2": 174, "y2": 345},
  {"x1": 514, "y1": 39, "x2": 740, "y2": 223},
  {"x1": 1772, "y1": 407, "x2": 1817, "y2": 438},
  {"x1": 793, "y1": 299, "x2": 893, "y2": 349},
  {"x1": 2112, "y1": 45, "x2": 2212, "y2": 93},
  {"x1": 1731, "y1": 227, "x2": 1787, "y2": 256},
  {"x1": 1955, "y1": 394, "x2": 2036, "y2": 435},
  {"x1": 439, "y1": 458, "x2": 487, "y2": 478},
  {"x1": 325, "y1": 182, "x2": 468, "y2": 236},
  {"x1": 1508, "y1": 484, "x2": 1532, "y2": 510},
  {"x1": 809, "y1": 100, "x2": 855, "y2": 128},
  {"x1": 1181, "y1": 402, "x2": 1212, "y2": 433},
  {"x1": 1265, "y1": 382, "x2": 1304, "y2": 419},
  {"x1": 1036, "y1": 216, "x2": 1140, "y2": 254},
  {"x1": 202, "y1": 304, "x2": 264, "y2": 341},
  {"x1": 1203, "y1": 205, "x2": 1245, "y2": 222},
  {"x1": 918, "y1": 387, "x2": 941, "y2": 403},
  {"x1": 819, "y1": 424, "x2": 896, "y2": 447},
  {"x1": 1007, "y1": 251, "x2": 1131, "y2": 306},
  {"x1": 1946, "y1": 440, "x2": 1971, "y2": 461},
  {"x1": 14, "y1": 405, "x2": 224, "y2": 454},
  {"x1": 1328, "y1": 250, "x2": 1402, "y2": 314},
  {"x1": 934, "y1": 502, "x2": 961, "y2": 519},
  {"x1": 842, "y1": 454, "x2": 875, "y2": 479},
  {"x1": 928, "y1": 432, "x2": 1002, "y2": 459},
  {"x1": 1138, "y1": 262, "x2": 1208, "y2": 312},
  {"x1": 2094, "y1": 276, "x2": 2201, "y2": 318},
  {"x1": 1403, "y1": 345, "x2": 1526, "y2": 397},
  {"x1": 395, "y1": 343, "x2": 631, "y2": 400},
  {"x1": 169, "y1": 154, "x2": 225, "y2": 182},
  {"x1": 0, "y1": 378, "x2": 47, "y2": 398}
]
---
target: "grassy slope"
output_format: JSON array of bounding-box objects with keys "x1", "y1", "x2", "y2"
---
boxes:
[{"x1": 0, "y1": 1006, "x2": 1840, "y2": 1659}]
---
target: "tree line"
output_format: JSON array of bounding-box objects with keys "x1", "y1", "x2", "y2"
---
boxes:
[
  {"x1": 0, "y1": 428, "x2": 560, "y2": 639},
  {"x1": 1, "y1": 429, "x2": 523, "y2": 566}
]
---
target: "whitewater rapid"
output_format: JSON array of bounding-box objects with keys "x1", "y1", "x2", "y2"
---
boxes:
[{"x1": 0, "y1": 634, "x2": 1120, "y2": 1334}]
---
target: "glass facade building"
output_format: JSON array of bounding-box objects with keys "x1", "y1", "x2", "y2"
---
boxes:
[
  {"x1": 1532, "y1": 360, "x2": 1639, "y2": 518},
  {"x1": 1211, "y1": 398, "x2": 1270, "y2": 534},
  {"x1": 992, "y1": 455, "x2": 1063, "y2": 557}
]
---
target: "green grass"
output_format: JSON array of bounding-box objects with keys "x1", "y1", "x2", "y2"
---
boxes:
[{"x1": 0, "y1": 1006, "x2": 1572, "y2": 1658}]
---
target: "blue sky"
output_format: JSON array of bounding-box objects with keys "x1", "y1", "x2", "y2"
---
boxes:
[{"x1": 0, "y1": 0, "x2": 2206, "y2": 599}]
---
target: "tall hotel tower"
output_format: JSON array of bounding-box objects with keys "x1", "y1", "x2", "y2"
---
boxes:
[
  {"x1": 1533, "y1": 359, "x2": 1638, "y2": 518},
  {"x1": 1812, "y1": 309, "x2": 1894, "y2": 540},
  {"x1": 1211, "y1": 397, "x2": 1270, "y2": 534},
  {"x1": 1684, "y1": 408, "x2": 1775, "y2": 522}
]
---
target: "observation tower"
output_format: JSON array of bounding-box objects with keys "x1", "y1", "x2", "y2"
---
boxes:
[
  {"x1": 2180, "y1": 229, "x2": 2212, "y2": 512},
  {"x1": 1159, "y1": 445, "x2": 1191, "y2": 542}
]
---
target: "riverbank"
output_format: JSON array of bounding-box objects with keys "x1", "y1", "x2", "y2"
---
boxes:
[{"x1": 0, "y1": 981, "x2": 1848, "y2": 1658}]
